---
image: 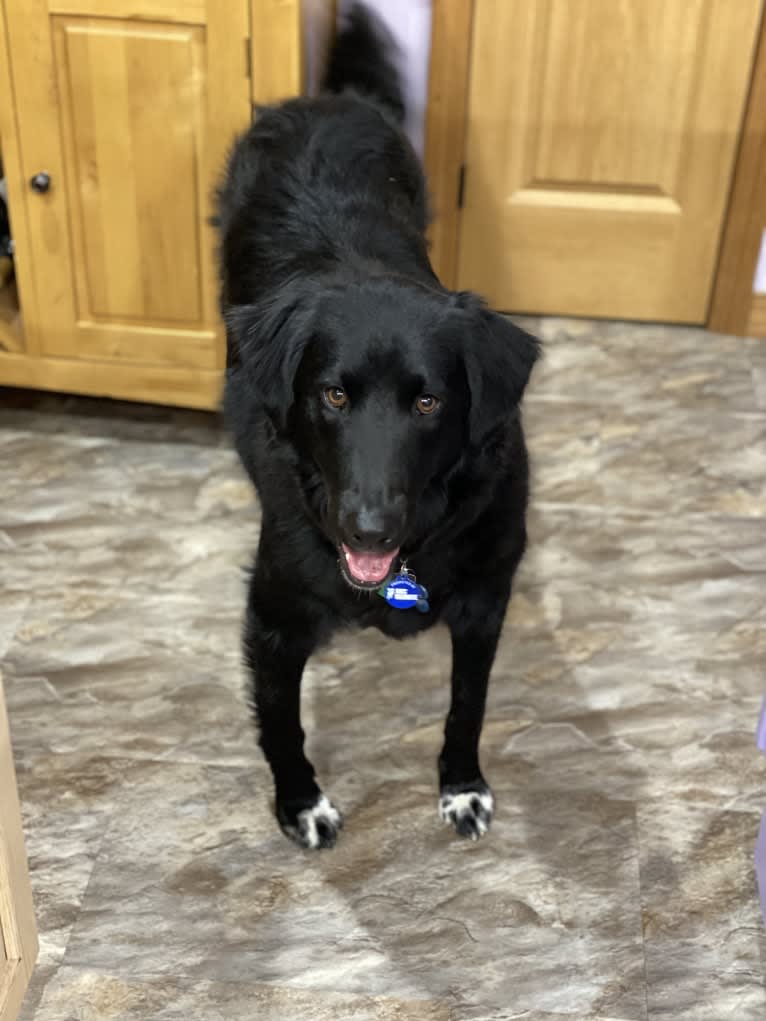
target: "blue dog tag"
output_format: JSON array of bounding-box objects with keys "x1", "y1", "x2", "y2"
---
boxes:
[
  {"x1": 383, "y1": 575, "x2": 421, "y2": 608},
  {"x1": 380, "y1": 566, "x2": 429, "y2": 613}
]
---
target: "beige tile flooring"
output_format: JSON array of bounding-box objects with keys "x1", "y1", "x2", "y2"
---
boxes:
[{"x1": 1, "y1": 318, "x2": 765, "y2": 1020}]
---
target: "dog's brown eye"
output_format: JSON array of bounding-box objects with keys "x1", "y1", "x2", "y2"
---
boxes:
[
  {"x1": 324, "y1": 386, "x2": 348, "y2": 410},
  {"x1": 415, "y1": 394, "x2": 440, "y2": 415}
]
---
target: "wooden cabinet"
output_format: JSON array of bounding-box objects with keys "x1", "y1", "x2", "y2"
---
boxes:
[
  {"x1": 0, "y1": 676, "x2": 37, "y2": 1021},
  {"x1": 0, "y1": 0, "x2": 301, "y2": 409}
]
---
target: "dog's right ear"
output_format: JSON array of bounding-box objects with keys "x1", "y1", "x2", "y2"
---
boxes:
[{"x1": 224, "y1": 279, "x2": 317, "y2": 427}]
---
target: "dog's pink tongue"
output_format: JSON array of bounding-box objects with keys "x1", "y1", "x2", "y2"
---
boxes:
[{"x1": 343, "y1": 545, "x2": 399, "y2": 584}]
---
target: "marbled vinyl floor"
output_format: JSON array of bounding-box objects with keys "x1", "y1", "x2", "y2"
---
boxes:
[{"x1": 1, "y1": 318, "x2": 765, "y2": 1021}]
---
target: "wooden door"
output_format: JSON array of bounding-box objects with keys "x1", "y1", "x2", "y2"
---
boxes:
[
  {"x1": 4, "y1": 0, "x2": 251, "y2": 369},
  {"x1": 457, "y1": 0, "x2": 764, "y2": 323}
]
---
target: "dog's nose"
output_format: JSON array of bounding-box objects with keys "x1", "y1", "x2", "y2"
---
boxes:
[{"x1": 341, "y1": 500, "x2": 404, "y2": 552}]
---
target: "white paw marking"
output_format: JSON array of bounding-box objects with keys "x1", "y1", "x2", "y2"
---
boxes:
[
  {"x1": 439, "y1": 788, "x2": 494, "y2": 840},
  {"x1": 286, "y1": 795, "x2": 343, "y2": 850}
]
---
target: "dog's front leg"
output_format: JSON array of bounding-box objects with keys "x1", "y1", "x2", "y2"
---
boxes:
[
  {"x1": 439, "y1": 581, "x2": 511, "y2": 840},
  {"x1": 244, "y1": 572, "x2": 342, "y2": 850}
]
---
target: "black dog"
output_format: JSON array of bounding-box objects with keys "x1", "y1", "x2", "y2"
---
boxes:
[{"x1": 217, "y1": 5, "x2": 539, "y2": 849}]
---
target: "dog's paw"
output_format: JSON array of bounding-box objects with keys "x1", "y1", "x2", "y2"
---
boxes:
[
  {"x1": 277, "y1": 793, "x2": 344, "y2": 850},
  {"x1": 439, "y1": 782, "x2": 494, "y2": 841}
]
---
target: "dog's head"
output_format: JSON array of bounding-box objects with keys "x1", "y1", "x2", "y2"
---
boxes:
[{"x1": 227, "y1": 277, "x2": 539, "y2": 589}]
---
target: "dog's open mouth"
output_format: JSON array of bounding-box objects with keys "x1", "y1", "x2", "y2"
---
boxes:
[{"x1": 339, "y1": 544, "x2": 399, "y2": 589}]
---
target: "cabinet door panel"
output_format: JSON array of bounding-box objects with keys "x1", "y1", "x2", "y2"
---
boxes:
[
  {"x1": 5, "y1": 0, "x2": 250, "y2": 368},
  {"x1": 55, "y1": 18, "x2": 205, "y2": 326}
]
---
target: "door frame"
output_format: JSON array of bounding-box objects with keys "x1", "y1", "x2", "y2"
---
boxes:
[
  {"x1": 423, "y1": 0, "x2": 474, "y2": 290},
  {"x1": 708, "y1": 6, "x2": 766, "y2": 337},
  {"x1": 250, "y1": 0, "x2": 304, "y2": 103},
  {"x1": 425, "y1": 0, "x2": 766, "y2": 331}
]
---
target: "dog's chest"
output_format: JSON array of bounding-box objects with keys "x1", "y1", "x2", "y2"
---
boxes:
[{"x1": 351, "y1": 599, "x2": 437, "y2": 639}]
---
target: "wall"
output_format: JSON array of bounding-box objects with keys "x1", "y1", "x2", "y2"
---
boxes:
[
  {"x1": 341, "y1": 0, "x2": 432, "y2": 158},
  {"x1": 304, "y1": 0, "x2": 433, "y2": 158},
  {"x1": 754, "y1": 232, "x2": 766, "y2": 294}
]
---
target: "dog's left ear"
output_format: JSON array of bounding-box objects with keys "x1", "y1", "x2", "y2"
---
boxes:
[
  {"x1": 455, "y1": 293, "x2": 541, "y2": 445},
  {"x1": 224, "y1": 279, "x2": 317, "y2": 427}
]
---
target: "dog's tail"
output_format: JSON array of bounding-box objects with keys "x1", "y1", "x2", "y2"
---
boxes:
[{"x1": 322, "y1": 3, "x2": 405, "y2": 122}]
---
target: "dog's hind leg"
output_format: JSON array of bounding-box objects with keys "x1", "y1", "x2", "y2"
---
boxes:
[{"x1": 244, "y1": 569, "x2": 343, "y2": 850}]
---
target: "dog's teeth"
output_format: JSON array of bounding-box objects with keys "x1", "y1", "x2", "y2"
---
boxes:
[{"x1": 345, "y1": 551, "x2": 350, "y2": 561}]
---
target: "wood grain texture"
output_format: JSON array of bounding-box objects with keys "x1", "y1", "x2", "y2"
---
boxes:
[
  {"x1": 3, "y1": 0, "x2": 251, "y2": 376},
  {"x1": 458, "y1": 0, "x2": 763, "y2": 322},
  {"x1": 250, "y1": 0, "x2": 303, "y2": 104},
  {"x1": 0, "y1": 282, "x2": 22, "y2": 355},
  {"x1": 0, "y1": 0, "x2": 39, "y2": 356},
  {"x1": 0, "y1": 675, "x2": 37, "y2": 1021},
  {"x1": 423, "y1": 0, "x2": 474, "y2": 288},
  {"x1": 746, "y1": 293, "x2": 766, "y2": 337},
  {"x1": 709, "y1": 11, "x2": 766, "y2": 335},
  {"x1": 0, "y1": 351, "x2": 223, "y2": 408},
  {"x1": 0, "y1": 0, "x2": 305, "y2": 406},
  {"x1": 53, "y1": 18, "x2": 205, "y2": 325},
  {"x1": 207, "y1": 0, "x2": 251, "y2": 368},
  {"x1": 41, "y1": 321, "x2": 219, "y2": 368},
  {"x1": 0, "y1": 960, "x2": 30, "y2": 1021},
  {"x1": 3, "y1": 0, "x2": 79, "y2": 349},
  {"x1": 48, "y1": 0, "x2": 206, "y2": 21}
]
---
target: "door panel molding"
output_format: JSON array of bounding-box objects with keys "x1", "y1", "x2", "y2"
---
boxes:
[{"x1": 52, "y1": 17, "x2": 207, "y2": 329}]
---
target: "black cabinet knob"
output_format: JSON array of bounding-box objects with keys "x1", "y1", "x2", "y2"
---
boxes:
[{"x1": 29, "y1": 172, "x2": 51, "y2": 194}]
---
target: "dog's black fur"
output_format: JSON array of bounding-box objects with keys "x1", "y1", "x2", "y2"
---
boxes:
[{"x1": 217, "y1": 4, "x2": 540, "y2": 848}]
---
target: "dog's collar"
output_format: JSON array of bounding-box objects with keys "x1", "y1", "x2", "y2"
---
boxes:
[{"x1": 378, "y1": 562, "x2": 429, "y2": 613}]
